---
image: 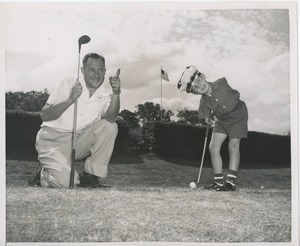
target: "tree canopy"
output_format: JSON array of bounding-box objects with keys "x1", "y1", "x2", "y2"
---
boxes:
[
  {"x1": 176, "y1": 108, "x2": 204, "y2": 126},
  {"x1": 119, "y1": 109, "x2": 139, "y2": 128},
  {"x1": 6, "y1": 89, "x2": 49, "y2": 112},
  {"x1": 6, "y1": 90, "x2": 207, "y2": 128},
  {"x1": 135, "y1": 102, "x2": 173, "y2": 124}
]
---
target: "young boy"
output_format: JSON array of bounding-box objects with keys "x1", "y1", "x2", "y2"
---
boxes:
[{"x1": 178, "y1": 65, "x2": 248, "y2": 191}]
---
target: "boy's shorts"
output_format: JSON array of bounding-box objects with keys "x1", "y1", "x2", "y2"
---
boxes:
[{"x1": 213, "y1": 101, "x2": 248, "y2": 139}]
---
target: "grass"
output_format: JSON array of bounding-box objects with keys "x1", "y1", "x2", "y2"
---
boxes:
[{"x1": 6, "y1": 153, "x2": 291, "y2": 243}]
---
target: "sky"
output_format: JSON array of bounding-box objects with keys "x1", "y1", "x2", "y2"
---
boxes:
[{"x1": 3, "y1": 2, "x2": 297, "y2": 135}]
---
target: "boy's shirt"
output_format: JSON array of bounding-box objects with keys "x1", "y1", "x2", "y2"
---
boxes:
[{"x1": 198, "y1": 77, "x2": 240, "y2": 119}]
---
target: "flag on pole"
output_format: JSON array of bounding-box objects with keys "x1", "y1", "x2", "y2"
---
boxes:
[{"x1": 161, "y1": 68, "x2": 169, "y2": 81}]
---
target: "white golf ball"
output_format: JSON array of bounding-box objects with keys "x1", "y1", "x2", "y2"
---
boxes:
[{"x1": 189, "y1": 182, "x2": 197, "y2": 189}]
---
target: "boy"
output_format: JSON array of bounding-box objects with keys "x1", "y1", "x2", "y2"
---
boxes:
[{"x1": 178, "y1": 65, "x2": 248, "y2": 191}]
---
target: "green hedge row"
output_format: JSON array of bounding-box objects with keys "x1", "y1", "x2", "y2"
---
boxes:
[
  {"x1": 142, "y1": 121, "x2": 291, "y2": 168},
  {"x1": 6, "y1": 110, "x2": 129, "y2": 160},
  {"x1": 6, "y1": 111, "x2": 292, "y2": 168}
]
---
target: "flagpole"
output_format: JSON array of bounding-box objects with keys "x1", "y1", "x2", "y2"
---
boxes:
[{"x1": 160, "y1": 65, "x2": 162, "y2": 122}]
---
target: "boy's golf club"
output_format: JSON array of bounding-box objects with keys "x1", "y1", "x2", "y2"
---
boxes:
[
  {"x1": 69, "y1": 35, "x2": 91, "y2": 189},
  {"x1": 189, "y1": 124, "x2": 210, "y2": 189}
]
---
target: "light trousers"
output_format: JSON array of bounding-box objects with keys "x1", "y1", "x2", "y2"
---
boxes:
[{"x1": 35, "y1": 119, "x2": 118, "y2": 188}]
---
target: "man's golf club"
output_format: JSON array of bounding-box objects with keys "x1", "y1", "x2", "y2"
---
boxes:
[
  {"x1": 189, "y1": 124, "x2": 210, "y2": 189},
  {"x1": 69, "y1": 35, "x2": 91, "y2": 189}
]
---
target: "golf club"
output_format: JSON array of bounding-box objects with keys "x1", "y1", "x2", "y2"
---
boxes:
[
  {"x1": 69, "y1": 35, "x2": 91, "y2": 189},
  {"x1": 189, "y1": 124, "x2": 210, "y2": 189}
]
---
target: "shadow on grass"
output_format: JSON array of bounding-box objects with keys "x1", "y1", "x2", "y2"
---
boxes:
[
  {"x1": 156, "y1": 152, "x2": 291, "y2": 169},
  {"x1": 156, "y1": 153, "x2": 207, "y2": 168},
  {"x1": 6, "y1": 147, "x2": 291, "y2": 169},
  {"x1": 110, "y1": 149, "x2": 145, "y2": 164},
  {"x1": 6, "y1": 148, "x2": 146, "y2": 164}
]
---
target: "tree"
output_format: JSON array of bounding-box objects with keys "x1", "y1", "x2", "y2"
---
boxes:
[
  {"x1": 119, "y1": 109, "x2": 139, "y2": 128},
  {"x1": 6, "y1": 89, "x2": 49, "y2": 112},
  {"x1": 176, "y1": 108, "x2": 204, "y2": 126},
  {"x1": 135, "y1": 101, "x2": 173, "y2": 125}
]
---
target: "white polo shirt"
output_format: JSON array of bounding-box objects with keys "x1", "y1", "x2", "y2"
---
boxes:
[{"x1": 42, "y1": 76, "x2": 111, "y2": 132}]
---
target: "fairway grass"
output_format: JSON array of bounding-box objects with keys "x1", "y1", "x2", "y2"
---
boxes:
[{"x1": 6, "y1": 153, "x2": 291, "y2": 243}]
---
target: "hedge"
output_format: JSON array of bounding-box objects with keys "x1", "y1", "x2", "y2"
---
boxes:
[
  {"x1": 6, "y1": 110, "x2": 129, "y2": 160},
  {"x1": 6, "y1": 112, "x2": 292, "y2": 168},
  {"x1": 142, "y1": 121, "x2": 291, "y2": 168}
]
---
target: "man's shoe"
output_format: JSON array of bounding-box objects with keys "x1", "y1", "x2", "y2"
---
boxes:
[
  {"x1": 201, "y1": 181, "x2": 224, "y2": 190},
  {"x1": 77, "y1": 172, "x2": 93, "y2": 188},
  {"x1": 215, "y1": 180, "x2": 236, "y2": 191},
  {"x1": 90, "y1": 178, "x2": 111, "y2": 189},
  {"x1": 78, "y1": 172, "x2": 111, "y2": 188},
  {"x1": 28, "y1": 162, "x2": 42, "y2": 187}
]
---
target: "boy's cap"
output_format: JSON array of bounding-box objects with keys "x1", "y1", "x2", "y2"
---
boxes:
[{"x1": 177, "y1": 65, "x2": 200, "y2": 92}]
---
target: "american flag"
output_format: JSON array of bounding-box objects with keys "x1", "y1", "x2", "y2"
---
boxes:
[{"x1": 161, "y1": 68, "x2": 169, "y2": 82}]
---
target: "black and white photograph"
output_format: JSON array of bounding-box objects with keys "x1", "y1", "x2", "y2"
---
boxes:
[{"x1": 1, "y1": 1, "x2": 299, "y2": 245}]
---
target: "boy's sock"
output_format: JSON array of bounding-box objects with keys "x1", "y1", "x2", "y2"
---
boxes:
[
  {"x1": 226, "y1": 170, "x2": 237, "y2": 185},
  {"x1": 216, "y1": 170, "x2": 237, "y2": 191},
  {"x1": 214, "y1": 173, "x2": 224, "y2": 185},
  {"x1": 202, "y1": 173, "x2": 223, "y2": 189}
]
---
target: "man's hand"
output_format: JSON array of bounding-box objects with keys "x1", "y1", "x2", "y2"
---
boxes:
[
  {"x1": 105, "y1": 69, "x2": 121, "y2": 122},
  {"x1": 41, "y1": 79, "x2": 82, "y2": 122},
  {"x1": 109, "y1": 68, "x2": 121, "y2": 95},
  {"x1": 69, "y1": 79, "x2": 82, "y2": 103}
]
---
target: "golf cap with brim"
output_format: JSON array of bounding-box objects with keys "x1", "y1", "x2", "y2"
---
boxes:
[{"x1": 177, "y1": 65, "x2": 201, "y2": 92}]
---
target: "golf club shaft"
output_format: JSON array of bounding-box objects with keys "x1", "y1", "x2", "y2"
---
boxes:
[
  {"x1": 197, "y1": 125, "x2": 210, "y2": 185},
  {"x1": 69, "y1": 35, "x2": 90, "y2": 189},
  {"x1": 69, "y1": 50, "x2": 81, "y2": 189}
]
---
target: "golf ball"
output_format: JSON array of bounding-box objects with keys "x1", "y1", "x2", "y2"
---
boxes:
[{"x1": 189, "y1": 182, "x2": 197, "y2": 189}]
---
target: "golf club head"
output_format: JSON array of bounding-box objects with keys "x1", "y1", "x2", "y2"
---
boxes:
[{"x1": 78, "y1": 35, "x2": 91, "y2": 53}]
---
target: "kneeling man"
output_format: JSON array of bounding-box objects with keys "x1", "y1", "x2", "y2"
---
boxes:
[{"x1": 28, "y1": 53, "x2": 121, "y2": 188}]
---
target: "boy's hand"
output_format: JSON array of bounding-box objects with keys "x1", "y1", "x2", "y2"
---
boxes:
[{"x1": 205, "y1": 116, "x2": 218, "y2": 127}]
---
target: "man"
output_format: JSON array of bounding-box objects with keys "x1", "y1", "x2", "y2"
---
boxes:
[
  {"x1": 178, "y1": 65, "x2": 248, "y2": 191},
  {"x1": 28, "y1": 53, "x2": 121, "y2": 188}
]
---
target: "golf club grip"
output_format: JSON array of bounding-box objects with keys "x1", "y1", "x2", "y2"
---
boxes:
[
  {"x1": 77, "y1": 53, "x2": 80, "y2": 79},
  {"x1": 72, "y1": 100, "x2": 78, "y2": 145},
  {"x1": 205, "y1": 124, "x2": 210, "y2": 137},
  {"x1": 69, "y1": 149, "x2": 76, "y2": 189}
]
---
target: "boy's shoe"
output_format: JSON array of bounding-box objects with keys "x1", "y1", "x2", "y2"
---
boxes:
[
  {"x1": 28, "y1": 162, "x2": 42, "y2": 187},
  {"x1": 216, "y1": 180, "x2": 236, "y2": 191},
  {"x1": 201, "y1": 181, "x2": 224, "y2": 190},
  {"x1": 78, "y1": 172, "x2": 111, "y2": 188}
]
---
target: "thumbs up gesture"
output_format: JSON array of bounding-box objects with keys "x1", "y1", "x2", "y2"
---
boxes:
[{"x1": 109, "y1": 68, "x2": 121, "y2": 95}]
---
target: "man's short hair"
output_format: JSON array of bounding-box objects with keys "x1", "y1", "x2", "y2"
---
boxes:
[{"x1": 82, "y1": 53, "x2": 105, "y2": 67}]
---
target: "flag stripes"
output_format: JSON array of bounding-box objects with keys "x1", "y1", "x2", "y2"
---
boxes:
[{"x1": 161, "y1": 68, "x2": 169, "y2": 81}]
